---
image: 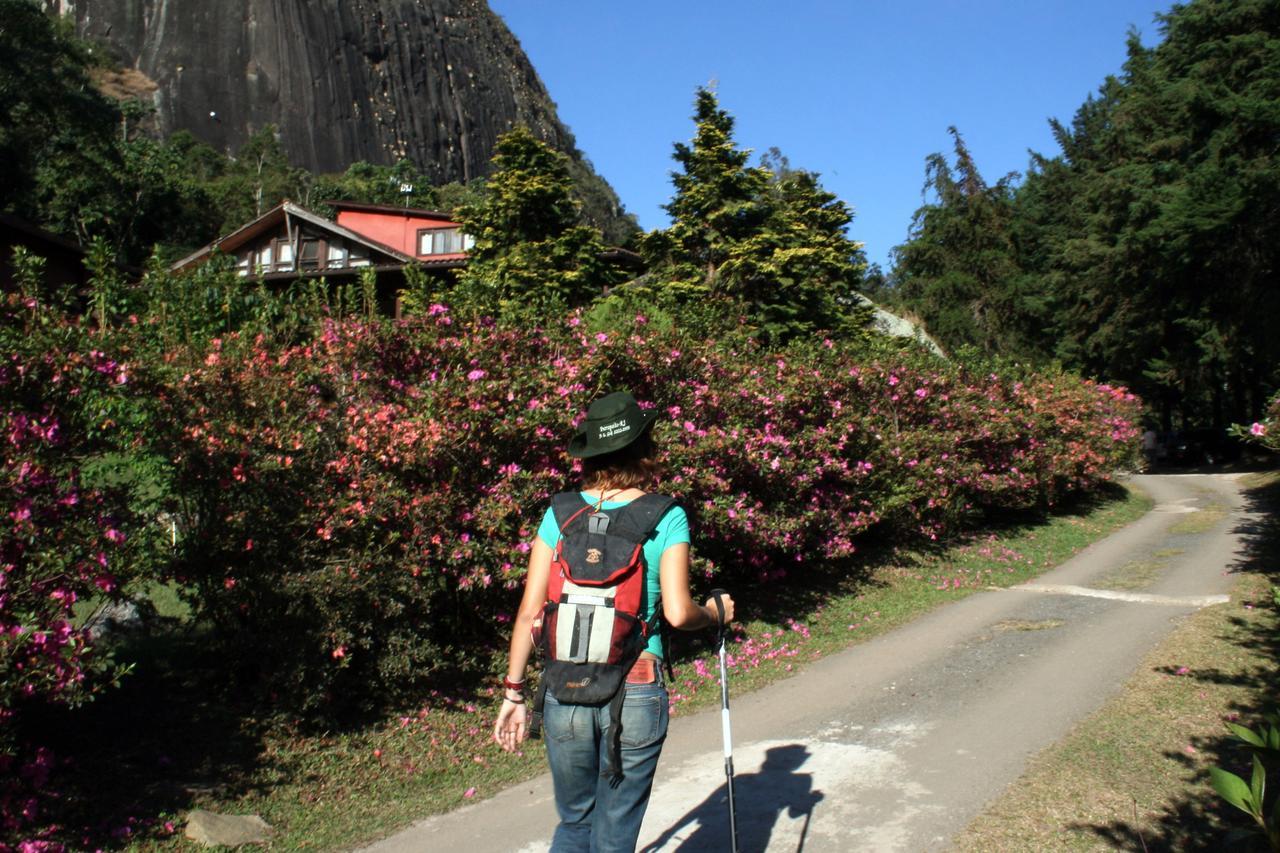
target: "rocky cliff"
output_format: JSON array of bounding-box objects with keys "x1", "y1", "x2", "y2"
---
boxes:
[{"x1": 49, "y1": 0, "x2": 633, "y2": 238}]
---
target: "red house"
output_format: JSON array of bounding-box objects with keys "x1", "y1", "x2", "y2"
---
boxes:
[
  {"x1": 171, "y1": 200, "x2": 472, "y2": 317},
  {"x1": 172, "y1": 199, "x2": 642, "y2": 316},
  {"x1": 329, "y1": 200, "x2": 474, "y2": 263}
]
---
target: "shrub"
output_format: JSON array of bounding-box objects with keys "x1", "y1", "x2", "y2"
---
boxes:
[
  {"x1": 145, "y1": 307, "x2": 1140, "y2": 721},
  {"x1": 0, "y1": 255, "x2": 158, "y2": 845}
]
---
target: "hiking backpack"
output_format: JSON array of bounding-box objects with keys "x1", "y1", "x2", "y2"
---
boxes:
[{"x1": 529, "y1": 492, "x2": 676, "y2": 781}]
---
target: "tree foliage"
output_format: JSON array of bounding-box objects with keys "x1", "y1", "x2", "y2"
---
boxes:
[
  {"x1": 452, "y1": 126, "x2": 610, "y2": 315},
  {"x1": 641, "y1": 90, "x2": 870, "y2": 342},
  {"x1": 891, "y1": 0, "x2": 1280, "y2": 427},
  {"x1": 1031, "y1": 0, "x2": 1280, "y2": 426},
  {"x1": 891, "y1": 128, "x2": 1038, "y2": 357}
]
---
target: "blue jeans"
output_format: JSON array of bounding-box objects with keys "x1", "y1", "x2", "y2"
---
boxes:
[{"x1": 543, "y1": 680, "x2": 670, "y2": 853}]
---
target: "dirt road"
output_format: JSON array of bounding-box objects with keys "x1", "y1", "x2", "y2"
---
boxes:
[{"x1": 358, "y1": 473, "x2": 1251, "y2": 852}]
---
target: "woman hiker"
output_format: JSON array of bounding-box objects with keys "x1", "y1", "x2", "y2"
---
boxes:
[{"x1": 493, "y1": 390, "x2": 736, "y2": 852}]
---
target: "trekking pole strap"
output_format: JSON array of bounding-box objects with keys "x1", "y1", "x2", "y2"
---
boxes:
[{"x1": 709, "y1": 588, "x2": 727, "y2": 637}]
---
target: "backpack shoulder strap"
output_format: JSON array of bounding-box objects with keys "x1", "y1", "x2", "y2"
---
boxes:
[
  {"x1": 550, "y1": 492, "x2": 591, "y2": 531},
  {"x1": 611, "y1": 493, "x2": 677, "y2": 543}
]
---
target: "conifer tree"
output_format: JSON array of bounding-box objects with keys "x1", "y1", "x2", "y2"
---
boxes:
[
  {"x1": 453, "y1": 126, "x2": 608, "y2": 315},
  {"x1": 1019, "y1": 0, "x2": 1280, "y2": 426},
  {"x1": 891, "y1": 128, "x2": 1033, "y2": 357},
  {"x1": 641, "y1": 87, "x2": 770, "y2": 297},
  {"x1": 731, "y1": 168, "x2": 871, "y2": 340},
  {"x1": 643, "y1": 89, "x2": 869, "y2": 341}
]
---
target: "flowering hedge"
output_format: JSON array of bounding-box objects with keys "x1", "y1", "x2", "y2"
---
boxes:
[
  {"x1": 0, "y1": 286, "x2": 1141, "y2": 846},
  {"x1": 143, "y1": 309, "x2": 1140, "y2": 719},
  {"x1": 0, "y1": 287, "x2": 151, "y2": 847}
]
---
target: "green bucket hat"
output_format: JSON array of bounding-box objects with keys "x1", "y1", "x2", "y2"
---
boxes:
[{"x1": 567, "y1": 391, "x2": 657, "y2": 459}]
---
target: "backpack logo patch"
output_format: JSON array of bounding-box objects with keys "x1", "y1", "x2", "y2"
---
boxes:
[{"x1": 585, "y1": 547, "x2": 603, "y2": 564}]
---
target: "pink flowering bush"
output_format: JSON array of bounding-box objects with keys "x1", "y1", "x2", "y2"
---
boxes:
[
  {"x1": 0, "y1": 268, "x2": 1141, "y2": 845},
  {"x1": 0, "y1": 312, "x2": 125, "y2": 710},
  {"x1": 144, "y1": 308, "x2": 1140, "y2": 720},
  {"x1": 0, "y1": 279, "x2": 156, "y2": 846},
  {"x1": 1232, "y1": 391, "x2": 1279, "y2": 454}
]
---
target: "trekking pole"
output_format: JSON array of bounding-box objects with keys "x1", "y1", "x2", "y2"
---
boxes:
[{"x1": 709, "y1": 588, "x2": 739, "y2": 853}]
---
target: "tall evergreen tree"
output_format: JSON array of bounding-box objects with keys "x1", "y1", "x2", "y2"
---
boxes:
[
  {"x1": 730, "y1": 168, "x2": 871, "y2": 340},
  {"x1": 891, "y1": 128, "x2": 1033, "y2": 357},
  {"x1": 642, "y1": 89, "x2": 869, "y2": 340},
  {"x1": 453, "y1": 126, "x2": 608, "y2": 315},
  {"x1": 1020, "y1": 0, "x2": 1280, "y2": 426},
  {"x1": 641, "y1": 87, "x2": 771, "y2": 297}
]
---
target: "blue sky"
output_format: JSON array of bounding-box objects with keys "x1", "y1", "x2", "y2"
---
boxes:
[{"x1": 486, "y1": 0, "x2": 1171, "y2": 270}]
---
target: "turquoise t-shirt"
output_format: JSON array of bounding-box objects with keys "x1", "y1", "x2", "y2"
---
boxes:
[{"x1": 537, "y1": 493, "x2": 690, "y2": 659}]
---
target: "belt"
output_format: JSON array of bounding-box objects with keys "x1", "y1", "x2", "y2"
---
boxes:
[{"x1": 626, "y1": 657, "x2": 660, "y2": 685}]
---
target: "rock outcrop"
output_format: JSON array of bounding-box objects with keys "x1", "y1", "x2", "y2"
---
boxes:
[{"x1": 49, "y1": 0, "x2": 633, "y2": 238}]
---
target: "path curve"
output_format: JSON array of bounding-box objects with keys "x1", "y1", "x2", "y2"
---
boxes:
[{"x1": 357, "y1": 473, "x2": 1253, "y2": 852}]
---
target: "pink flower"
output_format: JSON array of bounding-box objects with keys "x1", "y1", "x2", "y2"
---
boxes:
[
  {"x1": 463, "y1": 786, "x2": 477, "y2": 798},
  {"x1": 332, "y1": 646, "x2": 347, "y2": 659},
  {"x1": 467, "y1": 369, "x2": 486, "y2": 381},
  {"x1": 1250, "y1": 422, "x2": 1267, "y2": 437}
]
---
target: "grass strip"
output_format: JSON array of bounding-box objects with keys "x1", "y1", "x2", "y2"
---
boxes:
[{"x1": 120, "y1": 484, "x2": 1152, "y2": 851}]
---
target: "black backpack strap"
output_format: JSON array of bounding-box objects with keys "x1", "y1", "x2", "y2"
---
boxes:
[
  {"x1": 528, "y1": 676, "x2": 548, "y2": 740},
  {"x1": 610, "y1": 493, "x2": 677, "y2": 543},
  {"x1": 603, "y1": 683, "x2": 629, "y2": 786},
  {"x1": 551, "y1": 492, "x2": 591, "y2": 531}
]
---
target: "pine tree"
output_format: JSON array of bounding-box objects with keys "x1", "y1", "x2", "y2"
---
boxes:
[
  {"x1": 641, "y1": 87, "x2": 770, "y2": 297},
  {"x1": 453, "y1": 126, "x2": 608, "y2": 315},
  {"x1": 729, "y1": 168, "x2": 871, "y2": 340},
  {"x1": 891, "y1": 128, "x2": 1033, "y2": 357},
  {"x1": 642, "y1": 89, "x2": 869, "y2": 341},
  {"x1": 1019, "y1": 0, "x2": 1280, "y2": 426}
]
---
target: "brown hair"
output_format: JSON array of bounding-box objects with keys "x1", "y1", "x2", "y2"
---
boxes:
[{"x1": 580, "y1": 428, "x2": 662, "y2": 491}]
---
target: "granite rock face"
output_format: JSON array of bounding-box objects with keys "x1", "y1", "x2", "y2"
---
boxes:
[{"x1": 50, "y1": 0, "x2": 632, "y2": 234}]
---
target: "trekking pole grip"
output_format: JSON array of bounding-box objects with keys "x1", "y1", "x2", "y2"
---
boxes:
[{"x1": 709, "y1": 588, "x2": 728, "y2": 628}]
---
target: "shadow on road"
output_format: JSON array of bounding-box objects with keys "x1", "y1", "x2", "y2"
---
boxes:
[
  {"x1": 1071, "y1": 473, "x2": 1280, "y2": 851},
  {"x1": 640, "y1": 744, "x2": 824, "y2": 853}
]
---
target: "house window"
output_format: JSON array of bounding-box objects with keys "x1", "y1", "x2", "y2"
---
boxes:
[
  {"x1": 417, "y1": 227, "x2": 470, "y2": 256},
  {"x1": 298, "y1": 239, "x2": 321, "y2": 271},
  {"x1": 275, "y1": 239, "x2": 295, "y2": 272},
  {"x1": 349, "y1": 246, "x2": 370, "y2": 268},
  {"x1": 326, "y1": 242, "x2": 347, "y2": 269}
]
